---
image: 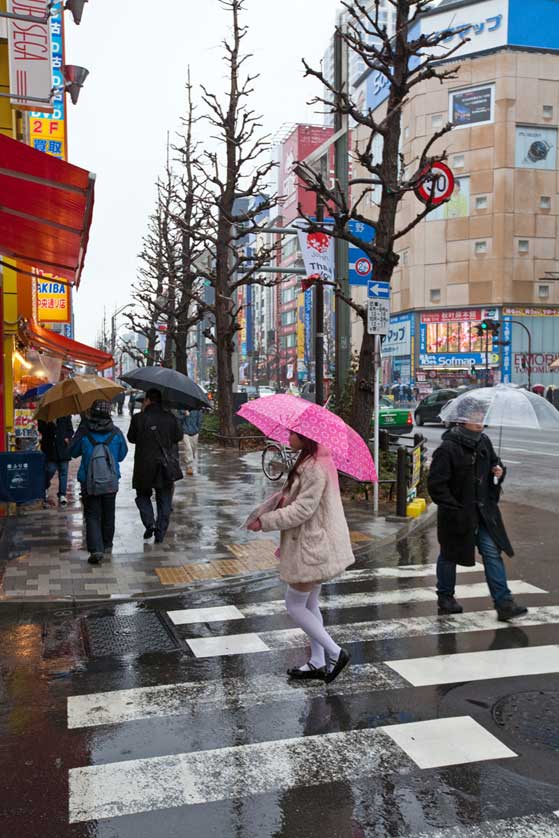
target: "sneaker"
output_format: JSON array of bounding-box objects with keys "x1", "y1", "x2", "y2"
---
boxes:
[
  {"x1": 87, "y1": 553, "x2": 102, "y2": 565},
  {"x1": 497, "y1": 599, "x2": 528, "y2": 622},
  {"x1": 143, "y1": 527, "x2": 154, "y2": 540},
  {"x1": 438, "y1": 595, "x2": 464, "y2": 615},
  {"x1": 59, "y1": 495, "x2": 68, "y2": 506}
]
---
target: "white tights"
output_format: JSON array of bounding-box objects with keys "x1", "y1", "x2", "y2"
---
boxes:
[{"x1": 285, "y1": 585, "x2": 341, "y2": 669}]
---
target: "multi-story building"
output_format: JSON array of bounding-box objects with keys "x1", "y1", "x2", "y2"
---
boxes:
[{"x1": 350, "y1": 0, "x2": 559, "y2": 392}]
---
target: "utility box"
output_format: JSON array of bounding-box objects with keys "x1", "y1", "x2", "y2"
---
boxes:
[{"x1": 0, "y1": 451, "x2": 45, "y2": 504}]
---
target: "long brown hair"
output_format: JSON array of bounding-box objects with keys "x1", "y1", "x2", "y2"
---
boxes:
[{"x1": 285, "y1": 433, "x2": 319, "y2": 491}]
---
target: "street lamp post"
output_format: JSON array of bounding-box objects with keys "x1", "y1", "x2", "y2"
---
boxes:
[
  {"x1": 111, "y1": 304, "x2": 133, "y2": 359},
  {"x1": 509, "y1": 320, "x2": 533, "y2": 390}
]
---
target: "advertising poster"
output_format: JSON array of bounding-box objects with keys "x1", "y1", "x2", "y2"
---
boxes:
[
  {"x1": 428, "y1": 176, "x2": 470, "y2": 221},
  {"x1": 515, "y1": 126, "x2": 557, "y2": 170},
  {"x1": 36, "y1": 274, "x2": 71, "y2": 323},
  {"x1": 278, "y1": 125, "x2": 333, "y2": 224},
  {"x1": 419, "y1": 308, "x2": 500, "y2": 368},
  {"x1": 297, "y1": 293, "x2": 305, "y2": 369},
  {"x1": 450, "y1": 84, "x2": 494, "y2": 127}
]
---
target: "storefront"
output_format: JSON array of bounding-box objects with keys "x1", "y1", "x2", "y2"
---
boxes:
[
  {"x1": 501, "y1": 307, "x2": 559, "y2": 387},
  {"x1": 417, "y1": 307, "x2": 501, "y2": 392}
]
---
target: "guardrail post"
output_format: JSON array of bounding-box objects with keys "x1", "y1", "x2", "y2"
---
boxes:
[{"x1": 396, "y1": 446, "x2": 408, "y2": 517}]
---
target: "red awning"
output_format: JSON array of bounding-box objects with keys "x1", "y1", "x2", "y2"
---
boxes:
[
  {"x1": 0, "y1": 133, "x2": 95, "y2": 286},
  {"x1": 18, "y1": 319, "x2": 113, "y2": 372}
]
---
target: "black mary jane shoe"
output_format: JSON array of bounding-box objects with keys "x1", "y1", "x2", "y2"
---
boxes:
[
  {"x1": 287, "y1": 663, "x2": 327, "y2": 681},
  {"x1": 325, "y1": 648, "x2": 352, "y2": 684}
]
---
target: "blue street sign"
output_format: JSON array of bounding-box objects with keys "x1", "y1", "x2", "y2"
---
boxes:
[
  {"x1": 348, "y1": 219, "x2": 376, "y2": 287},
  {"x1": 367, "y1": 280, "x2": 390, "y2": 299}
]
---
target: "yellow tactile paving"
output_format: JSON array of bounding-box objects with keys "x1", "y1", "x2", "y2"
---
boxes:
[
  {"x1": 156, "y1": 542, "x2": 279, "y2": 585},
  {"x1": 350, "y1": 531, "x2": 373, "y2": 543},
  {"x1": 226, "y1": 540, "x2": 278, "y2": 561},
  {"x1": 155, "y1": 567, "x2": 189, "y2": 584}
]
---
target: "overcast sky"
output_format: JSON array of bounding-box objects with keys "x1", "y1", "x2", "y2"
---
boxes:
[{"x1": 66, "y1": 0, "x2": 344, "y2": 346}]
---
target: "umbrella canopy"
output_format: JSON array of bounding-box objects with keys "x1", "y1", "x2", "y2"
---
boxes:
[
  {"x1": 238, "y1": 394, "x2": 377, "y2": 483},
  {"x1": 439, "y1": 383, "x2": 559, "y2": 431},
  {"x1": 34, "y1": 375, "x2": 124, "y2": 422},
  {"x1": 121, "y1": 367, "x2": 210, "y2": 410}
]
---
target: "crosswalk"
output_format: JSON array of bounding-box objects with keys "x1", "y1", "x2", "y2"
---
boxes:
[{"x1": 65, "y1": 558, "x2": 559, "y2": 833}]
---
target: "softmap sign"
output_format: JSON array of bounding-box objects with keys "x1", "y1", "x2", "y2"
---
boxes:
[{"x1": 297, "y1": 229, "x2": 335, "y2": 282}]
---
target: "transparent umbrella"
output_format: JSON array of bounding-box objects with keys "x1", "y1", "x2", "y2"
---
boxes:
[{"x1": 439, "y1": 384, "x2": 559, "y2": 431}]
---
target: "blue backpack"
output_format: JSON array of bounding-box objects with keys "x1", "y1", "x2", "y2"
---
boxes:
[{"x1": 86, "y1": 431, "x2": 119, "y2": 495}]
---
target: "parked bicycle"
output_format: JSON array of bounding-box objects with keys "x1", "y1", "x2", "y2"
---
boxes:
[{"x1": 262, "y1": 440, "x2": 297, "y2": 481}]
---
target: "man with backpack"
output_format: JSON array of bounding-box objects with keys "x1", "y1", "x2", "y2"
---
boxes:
[
  {"x1": 69, "y1": 399, "x2": 128, "y2": 565},
  {"x1": 127, "y1": 388, "x2": 184, "y2": 544}
]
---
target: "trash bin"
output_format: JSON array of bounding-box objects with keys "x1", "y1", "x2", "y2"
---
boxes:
[{"x1": 0, "y1": 451, "x2": 45, "y2": 504}]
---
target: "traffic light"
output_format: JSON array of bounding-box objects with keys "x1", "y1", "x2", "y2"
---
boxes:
[{"x1": 476, "y1": 318, "x2": 501, "y2": 337}]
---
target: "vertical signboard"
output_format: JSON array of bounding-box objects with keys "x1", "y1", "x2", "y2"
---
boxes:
[
  {"x1": 304, "y1": 289, "x2": 312, "y2": 372},
  {"x1": 297, "y1": 292, "x2": 306, "y2": 377},
  {"x1": 7, "y1": 0, "x2": 53, "y2": 111},
  {"x1": 28, "y1": 4, "x2": 65, "y2": 159}
]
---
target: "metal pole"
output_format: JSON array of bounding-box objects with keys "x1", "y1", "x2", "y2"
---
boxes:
[
  {"x1": 510, "y1": 320, "x2": 532, "y2": 390},
  {"x1": 485, "y1": 330, "x2": 490, "y2": 386},
  {"x1": 396, "y1": 447, "x2": 408, "y2": 517},
  {"x1": 373, "y1": 333, "x2": 381, "y2": 515},
  {"x1": 334, "y1": 26, "x2": 350, "y2": 402},
  {"x1": 315, "y1": 196, "x2": 325, "y2": 406}
]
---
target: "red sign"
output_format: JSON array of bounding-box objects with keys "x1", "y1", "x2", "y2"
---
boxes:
[
  {"x1": 421, "y1": 309, "x2": 482, "y2": 323},
  {"x1": 415, "y1": 162, "x2": 455, "y2": 207},
  {"x1": 279, "y1": 125, "x2": 334, "y2": 224}
]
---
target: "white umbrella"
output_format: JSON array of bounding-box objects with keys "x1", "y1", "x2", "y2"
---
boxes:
[{"x1": 439, "y1": 384, "x2": 559, "y2": 431}]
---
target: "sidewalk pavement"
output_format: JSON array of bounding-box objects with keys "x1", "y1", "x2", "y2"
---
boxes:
[{"x1": 0, "y1": 416, "x2": 434, "y2": 603}]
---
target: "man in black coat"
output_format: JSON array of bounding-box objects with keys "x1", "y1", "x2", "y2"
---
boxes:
[
  {"x1": 38, "y1": 415, "x2": 74, "y2": 506},
  {"x1": 127, "y1": 388, "x2": 183, "y2": 544},
  {"x1": 428, "y1": 399, "x2": 528, "y2": 622}
]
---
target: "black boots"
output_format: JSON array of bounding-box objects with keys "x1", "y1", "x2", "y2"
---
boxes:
[
  {"x1": 438, "y1": 595, "x2": 464, "y2": 615},
  {"x1": 497, "y1": 599, "x2": 528, "y2": 622}
]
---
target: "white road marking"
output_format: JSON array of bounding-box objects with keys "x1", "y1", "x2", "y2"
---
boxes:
[
  {"x1": 235, "y1": 581, "x2": 546, "y2": 619},
  {"x1": 387, "y1": 644, "x2": 559, "y2": 687},
  {"x1": 502, "y1": 459, "x2": 521, "y2": 465},
  {"x1": 335, "y1": 562, "x2": 484, "y2": 582},
  {"x1": 167, "y1": 605, "x2": 245, "y2": 626},
  {"x1": 67, "y1": 662, "x2": 407, "y2": 729},
  {"x1": 68, "y1": 717, "x2": 514, "y2": 822},
  {"x1": 503, "y1": 446, "x2": 559, "y2": 458},
  {"x1": 409, "y1": 812, "x2": 559, "y2": 837},
  {"x1": 185, "y1": 632, "x2": 269, "y2": 658},
  {"x1": 258, "y1": 605, "x2": 559, "y2": 651}
]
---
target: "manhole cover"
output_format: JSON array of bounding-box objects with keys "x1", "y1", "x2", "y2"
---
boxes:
[
  {"x1": 82, "y1": 611, "x2": 180, "y2": 658},
  {"x1": 492, "y1": 690, "x2": 559, "y2": 751}
]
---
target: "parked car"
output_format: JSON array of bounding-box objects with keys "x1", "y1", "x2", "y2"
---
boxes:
[
  {"x1": 414, "y1": 389, "x2": 458, "y2": 426},
  {"x1": 377, "y1": 397, "x2": 414, "y2": 437}
]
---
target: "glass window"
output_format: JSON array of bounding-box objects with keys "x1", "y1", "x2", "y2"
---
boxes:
[{"x1": 281, "y1": 310, "x2": 296, "y2": 326}]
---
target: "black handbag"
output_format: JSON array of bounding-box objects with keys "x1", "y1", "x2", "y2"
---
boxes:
[{"x1": 152, "y1": 427, "x2": 183, "y2": 483}]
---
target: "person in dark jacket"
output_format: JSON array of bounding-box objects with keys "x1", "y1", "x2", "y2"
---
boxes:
[
  {"x1": 428, "y1": 400, "x2": 528, "y2": 622},
  {"x1": 69, "y1": 400, "x2": 128, "y2": 565},
  {"x1": 38, "y1": 415, "x2": 74, "y2": 505},
  {"x1": 127, "y1": 388, "x2": 184, "y2": 544}
]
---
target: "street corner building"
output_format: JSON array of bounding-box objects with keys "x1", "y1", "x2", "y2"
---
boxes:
[
  {"x1": 347, "y1": 0, "x2": 559, "y2": 396},
  {"x1": 0, "y1": 1, "x2": 112, "y2": 503}
]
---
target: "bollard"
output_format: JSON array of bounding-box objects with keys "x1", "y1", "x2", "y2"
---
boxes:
[{"x1": 396, "y1": 446, "x2": 408, "y2": 518}]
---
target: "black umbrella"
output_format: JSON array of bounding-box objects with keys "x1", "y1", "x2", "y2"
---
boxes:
[{"x1": 121, "y1": 367, "x2": 211, "y2": 410}]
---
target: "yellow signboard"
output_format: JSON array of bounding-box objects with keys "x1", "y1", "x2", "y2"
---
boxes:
[
  {"x1": 297, "y1": 293, "x2": 305, "y2": 362},
  {"x1": 28, "y1": 116, "x2": 66, "y2": 159},
  {"x1": 37, "y1": 275, "x2": 71, "y2": 323}
]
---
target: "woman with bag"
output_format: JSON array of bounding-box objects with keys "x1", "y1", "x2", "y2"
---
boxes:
[
  {"x1": 248, "y1": 431, "x2": 354, "y2": 684},
  {"x1": 127, "y1": 388, "x2": 184, "y2": 544}
]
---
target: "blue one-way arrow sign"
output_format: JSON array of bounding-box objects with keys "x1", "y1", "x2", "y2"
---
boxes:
[{"x1": 367, "y1": 280, "x2": 390, "y2": 299}]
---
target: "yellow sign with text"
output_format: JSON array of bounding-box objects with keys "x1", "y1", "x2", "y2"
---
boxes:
[
  {"x1": 37, "y1": 277, "x2": 71, "y2": 323},
  {"x1": 28, "y1": 116, "x2": 66, "y2": 159}
]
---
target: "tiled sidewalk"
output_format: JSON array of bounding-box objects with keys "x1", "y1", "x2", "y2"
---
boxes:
[{"x1": 0, "y1": 417, "x2": 418, "y2": 602}]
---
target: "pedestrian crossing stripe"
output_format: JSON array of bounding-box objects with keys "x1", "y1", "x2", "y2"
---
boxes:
[
  {"x1": 67, "y1": 716, "x2": 516, "y2": 823},
  {"x1": 167, "y1": 580, "x2": 546, "y2": 625},
  {"x1": 66, "y1": 645, "x2": 559, "y2": 730},
  {"x1": 408, "y1": 812, "x2": 559, "y2": 837},
  {"x1": 335, "y1": 562, "x2": 484, "y2": 582},
  {"x1": 179, "y1": 605, "x2": 559, "y2": 658}
]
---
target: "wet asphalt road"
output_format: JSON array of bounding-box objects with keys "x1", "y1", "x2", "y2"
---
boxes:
[
  {"x1": 417, "y1": 424, "x2": 559, "y2": 513},
  {"x1": 1, "y1": 496, "x2": 559, "y2": 837}
]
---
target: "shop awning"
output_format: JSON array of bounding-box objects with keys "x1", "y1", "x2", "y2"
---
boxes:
[
  {"x1": 18, "y1": 319, "x2": 113, "y2": 372},
  {"x1": 0, "y1": 133, "x2": 95, "y2": 286}
]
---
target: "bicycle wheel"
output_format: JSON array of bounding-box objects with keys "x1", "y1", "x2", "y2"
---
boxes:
[{"x1": 262, "y1": 443, "x2": 287, "y2": 481}]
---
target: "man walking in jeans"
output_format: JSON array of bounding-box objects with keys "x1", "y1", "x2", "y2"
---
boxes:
[
  {"x1": 38, "y1": 415, "x2": 73, "y2": 506},
  {"x1": 127, "y1": 388, "x2": 184, "y2": 544},
  {"x1": 428, "y1": 399, "x2": 528, "y2": 622}
]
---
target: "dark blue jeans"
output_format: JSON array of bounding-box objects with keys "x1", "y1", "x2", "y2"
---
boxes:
[
  {"x1": 45, "y1": 459, "x2": 69, "y2": 497},
  {"x1": 437, "y1": 524, "x2": 512, "y2": 606},
  {"x1": 135, "y1": 487, "x2": 173, "y2": 540}
]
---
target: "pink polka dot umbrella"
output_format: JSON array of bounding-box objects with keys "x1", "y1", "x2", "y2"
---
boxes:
[{"x1": 238, "y1": 394, "x2": 377, "y2": 483}]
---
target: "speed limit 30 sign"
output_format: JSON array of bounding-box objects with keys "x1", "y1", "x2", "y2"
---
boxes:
[{"x1": 415, "y1": 162, "x2": 455, "y2": 207}]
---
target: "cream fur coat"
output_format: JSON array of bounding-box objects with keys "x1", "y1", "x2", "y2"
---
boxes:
[{"x1": 259, "y1": 449, "x2": 354, "y2": 584}]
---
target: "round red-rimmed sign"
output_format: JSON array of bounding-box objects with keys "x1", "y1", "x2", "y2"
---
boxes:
[
  {"x1": 415, "y1": 162, "x2": 455, "y2": 207},
  {"x1": 355, "y1": 257, "x2": 372, "y2": 276}
]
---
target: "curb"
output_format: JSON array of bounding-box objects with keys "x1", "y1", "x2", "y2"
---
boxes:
[{"x1": 0, "y1": 505, "x2": 437, "y2": 607}]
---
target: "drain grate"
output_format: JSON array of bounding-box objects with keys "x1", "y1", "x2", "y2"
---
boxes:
[
  {"x1": 82, "y1": 611, "x2": 180, "y2": 658},
  {"x1": 492, "y1": 690, "x2": 559, "y2": 751}
]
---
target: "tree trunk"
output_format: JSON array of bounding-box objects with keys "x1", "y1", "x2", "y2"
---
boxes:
[
  {"x1": 174, "y1": 307, "x2": 188, "y2": 375},
  {"x1": 215, "y1": 296, "x2": 236, "y2": 444}
]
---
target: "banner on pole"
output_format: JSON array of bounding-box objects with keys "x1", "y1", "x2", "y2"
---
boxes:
[{"x1": 297, "y1": 230, "x2": 335, "y2": 282}]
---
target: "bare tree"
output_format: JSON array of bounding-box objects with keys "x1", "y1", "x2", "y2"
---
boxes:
[
  {"x1": 187, "y1": 0, "x2": 278, "y2": 443},
  {"x1": 296, "y1": 0, "x2": 466, "y2": 438}
]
